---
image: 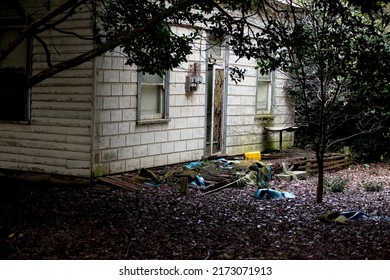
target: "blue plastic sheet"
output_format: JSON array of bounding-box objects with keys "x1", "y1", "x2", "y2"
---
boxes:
[
  {"x1": 189, "y1": 174, "x2": 206, "y2": 188},
  {"x1": 254, "y1": 188, "x2": 296, "y2": 200},
  {"x1": 185, "y1": 161, "x2": 204, "y2": 169}
]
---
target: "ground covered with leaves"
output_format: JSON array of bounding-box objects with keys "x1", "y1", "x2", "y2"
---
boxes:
[{"x1": 0, "y1": 162, "x2": 389, "y2": 260}]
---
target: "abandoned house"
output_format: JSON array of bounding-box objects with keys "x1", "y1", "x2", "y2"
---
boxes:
[{"x1": 0, "y1": 0, "x2": 296, "y2": 183}]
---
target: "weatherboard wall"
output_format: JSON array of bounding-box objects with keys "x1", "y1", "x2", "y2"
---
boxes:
[{"x1": 0, "y1": 1, "x2": 94, "y2": 179}]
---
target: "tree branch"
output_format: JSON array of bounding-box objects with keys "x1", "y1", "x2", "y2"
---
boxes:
[
  {"x1": 26, "y1": 0, "x2": 201, "y2": 88},
  {"x1": 0, "y1": 0, "x2": 88, "y2": 64}
]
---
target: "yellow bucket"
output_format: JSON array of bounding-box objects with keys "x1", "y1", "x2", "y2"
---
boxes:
[{"x1": 244, "y1": 151, "x2": 261, "y2": 160}]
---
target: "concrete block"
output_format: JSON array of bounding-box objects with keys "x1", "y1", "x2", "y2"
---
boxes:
[
  {"x1": 111, "y1": 84, "x2": 123, "y2": 96},
  {"x1": 103, "y1": 97, "x2": 119, "y2": 109},
  {"x1": 275, "y1": 171, "x2": 307, "y2": 182},
  {"x1": 102, "y1": 123, "x2": 118, "y2": 136},
  {"x1": 102, "y1": 150, "x2": 117, "y2": 162},
  {"x1": 155, "y1": 154, "x2": 168, "y2": 167},
  {"x1": 126, "y1": 134, "x2": 141, "y2": 146},
  {"x1": 118, "y1": 147, "x2": 133, "y2": 160},
  {"x1": 275, "y1": 174, "x2": 292, "y2": 182},
  {"x1": 148, "y1": 143, "x2": 161, "y2": 156},
  {"x1": 110, "y1": 160, "x2": 125, "y2": 174},
  {"x1": 141, "y1": 132, "x2": 155, "y2": 144},
  {"x1": 293, "y1": 171, "x2": 307, "y2": 180},
  {"x1": 111, "y1": 135, "x2": 126, "y2": 148},
  {"x1": 96, "y1": 84, "x2": 111, "y2": 96},
  {"x1": 168, "y1": 130, "x2": 181, "y2": 141},
  {"x1": 133, "y1": 145, "x2": 147, "y2": 157},
  {"x1": 112, "y1": 57, "x2": 124, "y2": 70},
  {"x1": 119, "y1": 97, "x2": 131, "y2": 109},
  {"x1": 103, "y1": 70, "x2": 120, "y2": 83},
  {"x1": 110, "y1": 110, "x2": 122, "y2": 122},
  {"x1": 120, "y1": 71, "x2": 131, "y2": 83},
  {"x1": 140, "y1": 156, "x2": 154, "y2": 168},
  {"x1": 119, "y1": 122, "x2": 130, "y2": 134},
  {"x1": 162, "y1": 142, "x2": 174, "y2": 154},
  {"x1": 155, "y1": 131, "x2": 168, "y2": 142},
  {"x1": 175, "y1": 140, "x2": 186, "y2": 152}
]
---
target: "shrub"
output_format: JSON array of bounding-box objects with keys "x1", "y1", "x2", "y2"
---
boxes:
[
  {"x1": 361, "y1": 181, "x2": 384, "y2": 192},
  {"x1": 324, "y1": 177, "x2": 348, "y2": 193}
]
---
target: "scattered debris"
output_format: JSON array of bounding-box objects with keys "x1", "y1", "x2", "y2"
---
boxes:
[{"x1": 275, "y1": 162, "x2": 307, "y2": 182}]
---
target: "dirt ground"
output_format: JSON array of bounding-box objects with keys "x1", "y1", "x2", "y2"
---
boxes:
[{"x1": 0, "y1": 161, "x2": 389, "y2": 260}]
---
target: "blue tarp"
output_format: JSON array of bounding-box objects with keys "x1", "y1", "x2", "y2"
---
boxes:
[
  {"x1": 185, "y1": 161, "x2": 204, "y2": 169},
  {"x1": 254, "y1": 188, "x2": 296, "y2": 200}
]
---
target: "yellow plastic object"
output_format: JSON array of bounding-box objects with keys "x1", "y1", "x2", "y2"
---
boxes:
[{"x1": 244, "y1": 151, "x2": 261, "y2": 160}]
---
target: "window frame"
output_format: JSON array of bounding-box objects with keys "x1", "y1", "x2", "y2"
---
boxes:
[
  {"x1": 136, "y1": 70, "x2": 170, "y2": 124},
  {"x1": 255, "y1": 70, "x2": 274, "y2": 116}
]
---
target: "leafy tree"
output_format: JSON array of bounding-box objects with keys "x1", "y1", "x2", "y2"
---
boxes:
[{"x1": 0, "y1": 0, "x2": 268, "y2": 88}]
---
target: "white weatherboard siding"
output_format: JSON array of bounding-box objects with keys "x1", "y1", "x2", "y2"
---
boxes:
[{"x1": 0, "y1": 1, "x2": 93, "y2": 178}]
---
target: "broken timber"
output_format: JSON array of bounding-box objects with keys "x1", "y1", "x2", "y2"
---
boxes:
[
  {"x1": 201, "y1": 178, "x2": 240, "y2": 195},
  {"x1": 97, "y1": 176, "x2": 151, "y2": 191}
]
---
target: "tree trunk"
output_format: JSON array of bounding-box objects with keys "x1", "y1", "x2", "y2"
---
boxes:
[{"x1": 316, "y1": 154, "x2": 324, "y2": 203}]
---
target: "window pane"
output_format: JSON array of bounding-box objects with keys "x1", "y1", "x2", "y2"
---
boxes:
[
  {"x1": 141, "y1": 85, "x2": 160, "y2": 114},
  {"x1": 142, "y1": 73, "x2": 163, "y2": 84},
  {"x1": 256, "y1": 81, "x2": 269, "y2": 111},
  {"x1": 258, "y1": 73, "x2": 271, "y2": 81},
  {"x1": 0, "y1": 29, "x2": 26, "y2": 68},
  {"x1": 208, "y1": 35, "x2": 222, "y2": 58},
  {"x1": 0, "y1": 28, "x2": 27, "y2": 121},
  {"x1": 138, "y1": 71, "x2": 168, "y2": 122}
]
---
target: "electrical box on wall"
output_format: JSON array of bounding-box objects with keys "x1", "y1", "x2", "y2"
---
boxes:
[
  {"x1": 185, "y1": 75, "x2": 202, "y2": 92},
  {"x1": 185, "y1": 62, "x2": 202, "y2": 93}
]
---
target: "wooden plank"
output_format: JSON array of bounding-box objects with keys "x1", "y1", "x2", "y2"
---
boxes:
[
  {"x1": 97, "y1": 177, "x2": 144, "y2": 191},
  {"x1": 293, "y1": 152, "x2": 351, "y2": 173}
]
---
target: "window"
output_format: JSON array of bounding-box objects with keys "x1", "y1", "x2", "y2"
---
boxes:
[
  {"x1": 137, "y1": 71, "x2": 169, "y2": 123},
  {"x1": 207, "y1": 33, "x2": 226, "y2": 64},
  {"x1": 256, "y1": 71, "x2": 274, "y2": 115},
  {"x1": 0, "y1": 3, "x2": 30, "y2": 122},
  {"x1": 208, "y1": 35, "x2": 222, "y2": 59}
]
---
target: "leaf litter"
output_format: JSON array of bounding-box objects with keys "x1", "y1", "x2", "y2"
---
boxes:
[{"x1": 0, "y1": 162, "x2": 389, "y2": 259}]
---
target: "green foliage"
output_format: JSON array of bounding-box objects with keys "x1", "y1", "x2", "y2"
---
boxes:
[
  {"x1": 99, "y1": 0, "x2": 205, "y2": 76},
  {"x1": 361, "y1": 181, "x2": 384, "y2": 192},
  {"x1": 324, "y1": 177, "x2": 348, "y2": 193},
  {"x1": 347, "y1": 131, "x2": 390, "y2": 162},
  {"x1": 274, "y1": 0, "x2": 390, "y2": 164}
]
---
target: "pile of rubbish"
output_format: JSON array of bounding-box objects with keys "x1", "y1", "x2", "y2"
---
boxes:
[
  {"x1": 99, "y1": 158, "x2": 298, "y2": 199},
  {"x1": 179, "y1": 159, "x2": 297, "y2": 199}
]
